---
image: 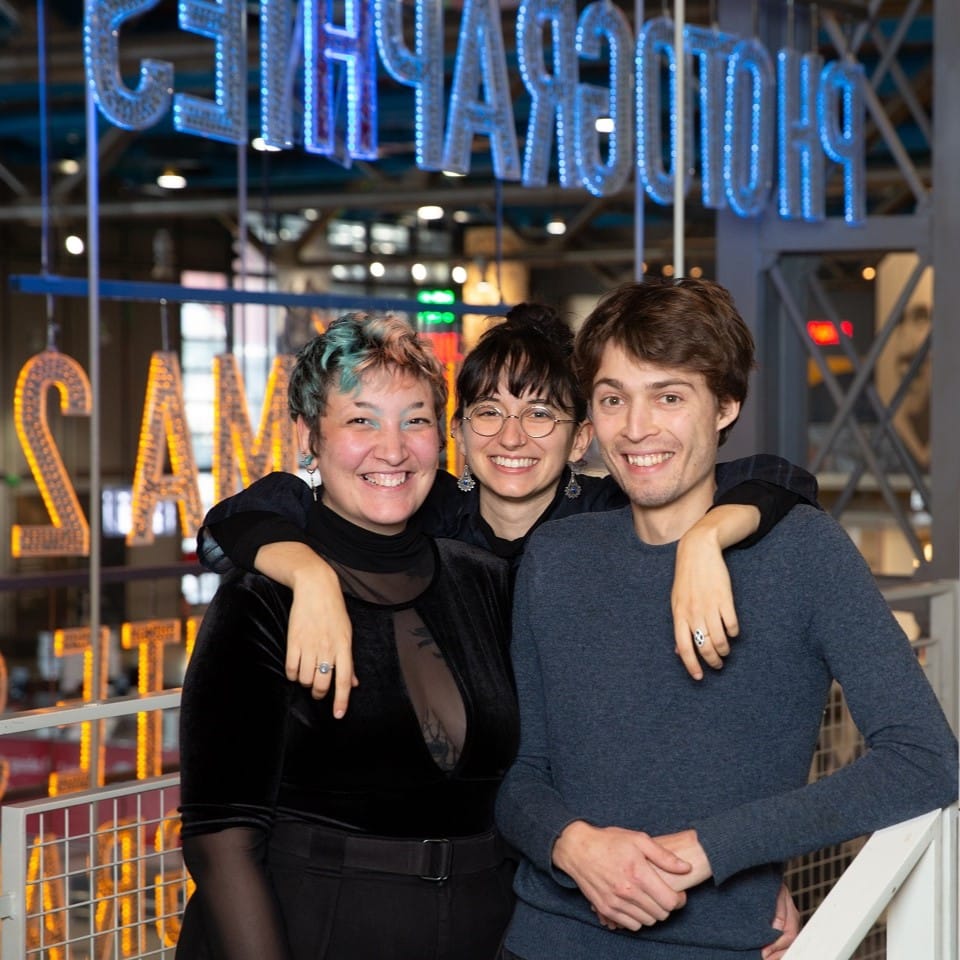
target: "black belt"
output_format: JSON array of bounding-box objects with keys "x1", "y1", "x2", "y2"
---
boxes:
[{"x1": 271, "y1": 821, "x2": 507, "y2": 882}]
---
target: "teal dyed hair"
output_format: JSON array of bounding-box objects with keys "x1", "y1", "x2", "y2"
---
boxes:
[{"x1": 289, "y1": 312, "x2": 447, "y2": 455}]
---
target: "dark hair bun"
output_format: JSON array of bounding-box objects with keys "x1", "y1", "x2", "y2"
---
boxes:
[{"x1": 502, "y1": 302, "x2": 573, "y2": 350}]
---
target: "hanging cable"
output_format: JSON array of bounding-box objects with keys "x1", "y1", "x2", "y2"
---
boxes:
[
  {"x1": 37, "y1": 0, "x2": 58, "y2": 349},
  {"x1": 494, "y1": 178, "x2": 504, "y2": 303},
  {"x1": 160, "y1": 298, "x2": 170, "y2": 353},
  {"x1": 232, "y1": 6, "x2": 250, "y2": 357},
  {"x1": 673, "y1": 0, "x2": 686, "y2": 279}
]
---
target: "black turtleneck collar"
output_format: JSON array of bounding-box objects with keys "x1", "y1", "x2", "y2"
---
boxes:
[
  {"x1": 474, "y1": 467, "x2": 571, "y2": 560},
  {"x1": 306, "y1": 497, "x2": 432, "y2": 573}
]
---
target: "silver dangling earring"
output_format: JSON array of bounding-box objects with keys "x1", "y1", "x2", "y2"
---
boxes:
[
  {"x1": 457, "y1": 464, "x2": 476, "y2": 493},
  {"x1": 563, "y1": 467, "x2": 582, "y2": 500},
  {"x1": 307, "y1": 468, "x2": 319, "y2": 501}
]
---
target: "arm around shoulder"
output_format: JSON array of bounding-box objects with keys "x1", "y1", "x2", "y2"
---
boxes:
[{"x1": 715, "y1": 455, "x2": 819, "y2": 508}]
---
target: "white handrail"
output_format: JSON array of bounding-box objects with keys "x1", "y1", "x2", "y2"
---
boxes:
[
  {"x1": 0, "y1": 688, "x2": 181, "y2": 735},
  {"x1": 784, "y1": 806, "x2": 957, "y2": 959}
]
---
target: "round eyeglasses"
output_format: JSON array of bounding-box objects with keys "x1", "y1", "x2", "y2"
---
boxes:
[{"x1": 462, "y1": 403, "x2": 576, "y2": 439}]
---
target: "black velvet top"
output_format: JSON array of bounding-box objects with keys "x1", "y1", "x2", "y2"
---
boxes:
[
  {"x1": 180, "y1": 505, "x2": 517, "y2": 839},
  {"x1": 178, "y1": 506, "x2": 517, "y2": 958}
]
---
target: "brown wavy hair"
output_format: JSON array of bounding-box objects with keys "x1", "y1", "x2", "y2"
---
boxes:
[{"x1": 572, "y1": 278, "x2": 756, "y2": 446}]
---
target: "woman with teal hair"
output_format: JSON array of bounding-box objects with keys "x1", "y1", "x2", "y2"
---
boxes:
[{"x1": 178, "y1": 314, "x2": 521, "y2": 959}]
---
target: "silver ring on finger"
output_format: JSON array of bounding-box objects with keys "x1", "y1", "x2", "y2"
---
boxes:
[
  {"x1": 316, "y1": 661, "x2": 333, "y2": 675},
  {"x1": 693, "y1": 629, "x2": 709, "y2": 648}
]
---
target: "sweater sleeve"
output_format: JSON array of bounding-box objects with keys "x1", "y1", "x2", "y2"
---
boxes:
[
  {"x1": 692, "y1": 518, "x2": 958, "y2": 884},
  {"x1": 200, "y1": 513, "x2": 313, "y2": 574},
  {"x1": 495, "y1": 553, "x2": 585, "y2": 888}
]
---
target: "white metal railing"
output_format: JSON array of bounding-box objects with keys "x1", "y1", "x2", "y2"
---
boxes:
[
  {"x1": 2, "y1": 783, "x2": 954, "y2": 960},
  {"x1": 784, "y1": 806, "x2": 958, "y2": 960},
  {"x1": 0, "y1": 693, "x2": 185, "y2": 959},
  {"x1": 1, "y1": 773, "x2": 188, "y2": 959},
  {"x1": 881, "y1": 578, "x2": 960, "y2": 738},
  {"x1": 0, "y1": 690, "x2": 182, "y2": 737}
]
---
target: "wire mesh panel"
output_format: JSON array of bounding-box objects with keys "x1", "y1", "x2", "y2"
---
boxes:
[
  {"x1": 784, "y1": 683, "x2": 885, "y2": 960},
  {"x1": 2, "y1": 774, "x2": 189, "y2": 960},
  {"x1": 782, "y1": 579, "x2": 956, "y2": 960}
]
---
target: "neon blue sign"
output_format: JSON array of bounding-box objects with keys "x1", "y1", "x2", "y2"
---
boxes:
[{"x1": 83, "y1": 0, "x2": 866, "y2": 224}]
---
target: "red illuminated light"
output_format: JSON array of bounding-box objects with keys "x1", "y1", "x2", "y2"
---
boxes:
[{"x1": 806, "y1": 320, "x2": 853, "y2": 346}]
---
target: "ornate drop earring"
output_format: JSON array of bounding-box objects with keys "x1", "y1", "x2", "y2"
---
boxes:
[
  {"x1": 563, "y1": 467, "x2": 582, "y2": 500},
  {"x1": 457, "y1": 464, "x2": 476, "y2": 493},
  {"x1": 299, "y1": 450, "x2": 319, "y2": 501}
]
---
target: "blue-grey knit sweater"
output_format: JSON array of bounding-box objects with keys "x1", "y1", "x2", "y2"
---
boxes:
[{"x1": 496, "y1": 505, "x2": 958, "y2": 960}]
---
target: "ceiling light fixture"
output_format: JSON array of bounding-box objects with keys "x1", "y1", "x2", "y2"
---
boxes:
[
  {"x1": 370, "y1": 261, "x2": 385, "y2": 278},
  {"x1": 595, "y1": 117, "x2": 615, "y2": 133},
  {"x1": 545, "y1": 217, "x2": 567, "y2": 236},
  {"x1": 157, "y1": 168, "x2": 187, "y2": 190},
  {"x1": 417, "y1": 204, "x2": 444, "y2": 221},
  {"x1": 65, "y1": 235, "x2": 85, "y2": 255},
  {"x1": 451, "y1": 264, "x2": 468, "y2": 285},
  {"x1": 442, "y1": 169, "x2": 466, "y2": 178},
  {"x1": 58, "y1": 158, "x2": 80, "y2": 175},
  {"x1": 411, "y1": 262, "x2": 428, "y2": 282},
  {"x1": 251, "y1": 136, "x2": 282, "y2": 153}
]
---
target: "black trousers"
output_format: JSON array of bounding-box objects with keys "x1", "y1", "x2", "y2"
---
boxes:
[{"x1": 267, "y1": 821, "x2": 517, "y2": 960}]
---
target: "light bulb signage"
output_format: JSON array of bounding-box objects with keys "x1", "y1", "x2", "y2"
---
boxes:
[
  {"x1": 11, "y1": 349, "x2": 297, "y2": 559},
  {"x1": 83, "y1": 1, "x2": 865, "y2": 224}
]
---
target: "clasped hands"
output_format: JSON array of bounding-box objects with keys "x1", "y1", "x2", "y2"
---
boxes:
[
  {"x1": 552, "y1": 822, "x2": 799, "y2": 960},
  {"x1": 552, "y1": 822, "x2": 710, "y2": 932}
]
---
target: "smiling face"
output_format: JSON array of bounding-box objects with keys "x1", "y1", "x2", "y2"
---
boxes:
[
  {"x1": 299, "y1": 367, "x2": 440, "y2": 536},
  {"x1": 589, "y1": 343, "x2": 740, "y2": 543},
  {"x1": 452, "y1": 377, "x2": 591, "y2": 514}
]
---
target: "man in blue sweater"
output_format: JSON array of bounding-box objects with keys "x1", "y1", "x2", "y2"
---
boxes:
[{"x1": 495, "y1": 278, "x2": 958, "y2": 960}]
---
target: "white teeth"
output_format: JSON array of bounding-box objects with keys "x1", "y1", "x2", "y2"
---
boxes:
[
  {"x1": 490, "y1": 456, "x2": 538, "y2": 468},
  {"x1": 363, "y1": 473, "x2": 407, "y2": 487},
  {"x1": 626, "y1": 452, "x2": 673, "y2": 467}
]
